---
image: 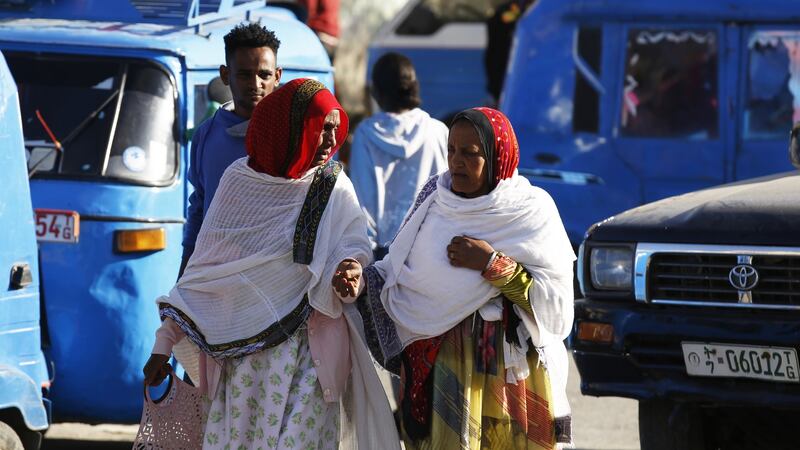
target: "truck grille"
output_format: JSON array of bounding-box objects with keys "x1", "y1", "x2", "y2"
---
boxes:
[{"x1": 648, "y1": 253, "x2": 800, "y2": 307}]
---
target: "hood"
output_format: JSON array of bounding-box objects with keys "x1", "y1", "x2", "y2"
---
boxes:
[
  {"x1": 587, "y1": 172, "x2": 800, "y2": 246},
  {"x1": 362, "y1": 108, "x2": 434, "y2": 159}
]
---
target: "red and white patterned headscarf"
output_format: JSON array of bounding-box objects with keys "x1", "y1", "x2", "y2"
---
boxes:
[
  {"x1": 245, "y1": 78, "x2": 349, "y2": 179},
  {"x1": 450, "y1": 107, "x2": 520, "y2": 189}
]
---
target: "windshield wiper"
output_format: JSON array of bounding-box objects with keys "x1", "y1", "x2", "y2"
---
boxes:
[
  {"x1": 28, "y1": 88, "x2": 120, "y2": 178},
  {"x1": 28, "y1": 109, "x2": 63, "y2": 178},
  {"x1": 61, "y1": 88, "x2": 120, "y2": 146}
]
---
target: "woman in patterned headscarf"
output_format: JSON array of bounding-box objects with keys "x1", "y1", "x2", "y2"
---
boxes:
[
  {"x1": 144, "y1": 78, "x2": 399, "y2": 450},
  {"x1": 333, "y1": 107, "x2": 576, "y2": 449}
]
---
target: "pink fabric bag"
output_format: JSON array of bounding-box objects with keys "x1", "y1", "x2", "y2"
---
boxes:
[{"x1": 132, "y1": 371, "x2": 209, "y2": 450}]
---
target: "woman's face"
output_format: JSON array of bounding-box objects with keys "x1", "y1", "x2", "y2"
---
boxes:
[
  {"x1": 448, "y1": 120, "x2": 489, "y2": 198},
  {"x1": 312, "y1": 109, "x2": 341, "y2": 167}
]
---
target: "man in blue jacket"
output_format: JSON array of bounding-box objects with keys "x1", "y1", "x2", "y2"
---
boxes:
[{"x1": 180, "y1": 23, "x2": 283, "y2": 276}]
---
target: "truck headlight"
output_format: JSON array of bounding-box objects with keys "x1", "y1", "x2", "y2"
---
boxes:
[{"x1": 590, "y1": 247, "x2": 633, "y2": 290}]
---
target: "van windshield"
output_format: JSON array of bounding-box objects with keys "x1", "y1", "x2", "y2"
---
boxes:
[
  {"x1": 6, "y1": 53, "x2": 177, "y2": 185},
  {"x1": 745, "y1": 30, "x2": 800, "y2": 140}
]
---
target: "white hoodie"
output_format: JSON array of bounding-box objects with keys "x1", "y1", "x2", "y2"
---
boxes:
[{"x1": 349, "y1": 108, "x2": 448, "y2": 249}]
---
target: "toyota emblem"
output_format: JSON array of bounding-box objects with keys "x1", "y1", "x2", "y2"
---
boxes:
[{"x1": 728, "y1": 264, "x2": 759, "y2": 291}]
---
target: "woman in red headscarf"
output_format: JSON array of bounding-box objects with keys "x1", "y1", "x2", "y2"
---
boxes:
[
  {"x1": 334, "y1": 107, "x2": 576, "y2": 449},
  {"x1": 144, "y1": 78, "x2": 399, "y2": 449}
]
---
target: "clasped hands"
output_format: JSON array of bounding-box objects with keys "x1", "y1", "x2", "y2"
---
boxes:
[
  {"x1": 332, "y1": 259, "x2": 362, "y2": 301},
  {"x1": 331, "y1": 235, "x2": 495, "y2": 299}
]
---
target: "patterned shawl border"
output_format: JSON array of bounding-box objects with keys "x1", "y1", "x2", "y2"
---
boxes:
[
  {"x1": 293, "y1": 160, "x2": 342, "y2": 264},
  {"x1": 281, "y1": 79, "x2": 326, "y2": 176},
  {"x1": 356, "y1": 265, "x2": 403, "y2": 372},
  {"x1": 159, "y1": 298, "x2": 310, "y2": 359},
  {"x1": 396, "y1": 174, "x2": 439, "y2": 236},
  {"x1": 356, "y1": 175, "x2": 438, "y2": 371}
]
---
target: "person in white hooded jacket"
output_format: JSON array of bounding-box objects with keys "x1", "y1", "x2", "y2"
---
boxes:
[{"x1": 349, "y1": 52, "x2": 448, "y2": 257}]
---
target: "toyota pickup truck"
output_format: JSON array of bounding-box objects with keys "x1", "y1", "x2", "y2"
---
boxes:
[{"x1": 573, "y1": 127, "x2": 800, "y2": 450}]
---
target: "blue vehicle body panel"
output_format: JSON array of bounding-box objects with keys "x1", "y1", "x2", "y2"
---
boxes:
[
  {"x1": 0, "y1": 6, "x2": 331, "y2": 72},
  {"x1": 560, "y1": 0, "x2": 800, "y2": 22},
  {"x1": 0, "y1": 51, "x2": 49, "y2": 431},
  {"x1": 0, "y1": 3, "x2": 334, "y2": 422},
  {"x1": 35, "y1": 219, "x2": 184, "y2": 420},
  {"x1": 503, "y1": 0, "x2": 799, "y2": 246},
  {"x1": 0, "y1": 367, "x2": 49, "y2": 431}
]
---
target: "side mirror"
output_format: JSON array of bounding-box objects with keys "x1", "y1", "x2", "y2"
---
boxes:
[{"x1": 791, "y1": 123, "x2": 800, "y2": 170}]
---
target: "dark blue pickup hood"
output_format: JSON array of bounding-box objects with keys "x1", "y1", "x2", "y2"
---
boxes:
[{"x1": 587, "y1": 172, "x2": 800, "y2": 246}]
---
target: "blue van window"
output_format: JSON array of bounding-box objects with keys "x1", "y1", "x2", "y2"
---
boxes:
[
  {"x1": 573, "y1": 26, "x2": 602, "y2": 133},
  {"x1": 744, "y1": 31, "x2": 798, "y2": 140},
  {"x1": 105, "y1": 63, "x2": 177, "y2": 184},
  {"x1": 8, "y1": 53, "x2": 177, "y2": 184},
  {"x1": 620, "y1": 29, "x2": 718, "y2": 139},
  {"x1": 396, "y1": 0, "x2": 505, "y2": 35},
  {"x1": 10, "y1": 53, "x2": 119, "y2": 176}
]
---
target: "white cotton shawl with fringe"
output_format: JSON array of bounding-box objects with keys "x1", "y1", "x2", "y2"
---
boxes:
[
  {"x1": 374, "y1": 170, "x2": 576, "y2": 416},
  {"x1": 158, "y1": 157, "x2": 400, "y2": 449}
]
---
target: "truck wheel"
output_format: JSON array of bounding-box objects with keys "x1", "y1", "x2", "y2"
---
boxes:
[
  {"x1": 0, "y1": 421, "x2": 24, "y2": 450},
  {"x1": 639, "y1": 399, "x2": 704, "y2": 450}
]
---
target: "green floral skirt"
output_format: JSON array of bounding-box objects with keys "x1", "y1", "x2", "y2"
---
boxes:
[{"x1": 202, "y1": 326, "x2": 339, "y2": 450}]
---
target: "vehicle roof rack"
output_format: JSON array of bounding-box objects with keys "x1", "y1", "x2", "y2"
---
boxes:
[
  {"x1": 132, "y1": 0, "x2": 264, "y2": 26},
  {"x1": 0, "y1": 0, "x2": 267, "y2": 27}
]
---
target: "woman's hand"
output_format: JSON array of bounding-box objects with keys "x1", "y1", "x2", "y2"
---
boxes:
[
  {"x1": 446, "y1": 235, "x2": 495, "y2": 271},
  {"x1": 143, "y1": 354, "x2": 171, "y2": 386},
  {"x1": 332, "y1": 259, "x2": 362, "y2": 301}
]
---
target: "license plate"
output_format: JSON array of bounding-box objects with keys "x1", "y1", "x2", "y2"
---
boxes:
[
  {"x1": 34, "y1": 209, "x2": 80, "y2": 243},
  {"x1": 682, "y1": 342, "x2": 799, "y2": 383}
]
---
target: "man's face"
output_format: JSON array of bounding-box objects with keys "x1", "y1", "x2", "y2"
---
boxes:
[{"x1": 220, "y1": 47, "x2": 282, "y2": 119}]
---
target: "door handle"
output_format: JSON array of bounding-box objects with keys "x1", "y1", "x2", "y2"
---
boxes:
[{"x1": 9, "y1": 263, "x2": 33, "y2": 290}]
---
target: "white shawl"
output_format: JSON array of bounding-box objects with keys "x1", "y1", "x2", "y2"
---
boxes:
[
  {"x1": 158, "y1": 158, "x2": 399, "y2": 448},
  {"x1": 165, "y1": 158, "x2": 369, "y2": 342},
  {"x1": 374, "y1": 171, "x2": 576, "y2": 416}
]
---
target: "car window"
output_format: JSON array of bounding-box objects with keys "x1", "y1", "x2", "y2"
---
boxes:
[
  {"x1": 744, "y1": 31, "x2": 799, "y2": 140},
  {"x1": 396, "y1": 0, "x2": 507, "y2": 36},
  {"x1": 8, "y1": 52, "x2": 177, "y2": 184},
  {"x1": 620, "y1": 29, "x2": 719, "y2": 139}
]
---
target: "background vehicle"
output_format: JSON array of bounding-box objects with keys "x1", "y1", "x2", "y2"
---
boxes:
[
  {"x1": 0, "y1": 50, "x2": 50, "y2": 450},
  {"x1": 503, "y1": 0, "x2": 800, "y2": 247},
  {"x1": 0, "y1": 0, "x2": 332, "y2": 423},
  {"x1": 367, "y1": 0, "x2": 506, "y2": 120},
  {"x1": 572, "y1": 129, "x2": 800, "y2": 449}
]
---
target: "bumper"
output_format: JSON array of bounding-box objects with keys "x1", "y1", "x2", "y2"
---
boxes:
[{"x1": 572, "y1": 298, "x2": 800, "y2": 409}]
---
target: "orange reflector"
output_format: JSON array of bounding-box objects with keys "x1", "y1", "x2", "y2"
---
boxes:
[
  {"x1": 115, "y1": 228, "x2": 166, "y2": 253},
  {"x1": 577, "y1": 322, "x2": 614, "y2": 343}
]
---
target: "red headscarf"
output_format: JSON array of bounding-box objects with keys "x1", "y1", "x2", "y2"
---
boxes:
[
  {"x1": 451, "y1": 107, "x2": 520, "y2": 188},
  {"x1": 245, "y1": 78, "x2": 349, "y2": 179}
]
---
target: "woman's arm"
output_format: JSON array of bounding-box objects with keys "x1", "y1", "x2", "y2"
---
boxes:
[
  {"x1": 445, "y1": 236, "x2": 535, "y2": 315},
  {"x1": 483, "y1": 255, "x2": 535, "y2": 316},
  {"x1": 143, "y1": 317, "x2": 185, "y2": 386}
]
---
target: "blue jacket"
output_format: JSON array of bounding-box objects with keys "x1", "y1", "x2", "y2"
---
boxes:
[{"x1": 183, "y1": 104, "x2": 247, "y2": 253}]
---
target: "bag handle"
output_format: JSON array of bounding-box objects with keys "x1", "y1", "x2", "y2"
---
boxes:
[{"x1": 144, "y1": 368, "x2": 176, "y2": 405}]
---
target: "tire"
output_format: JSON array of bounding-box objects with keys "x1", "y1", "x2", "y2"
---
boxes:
[
  {"x1": 639, "y1": 399, "x2": 704, "y2": 450},
  {"x1": 0, "y1": 421, "x2": 24, "y2": 450}
]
